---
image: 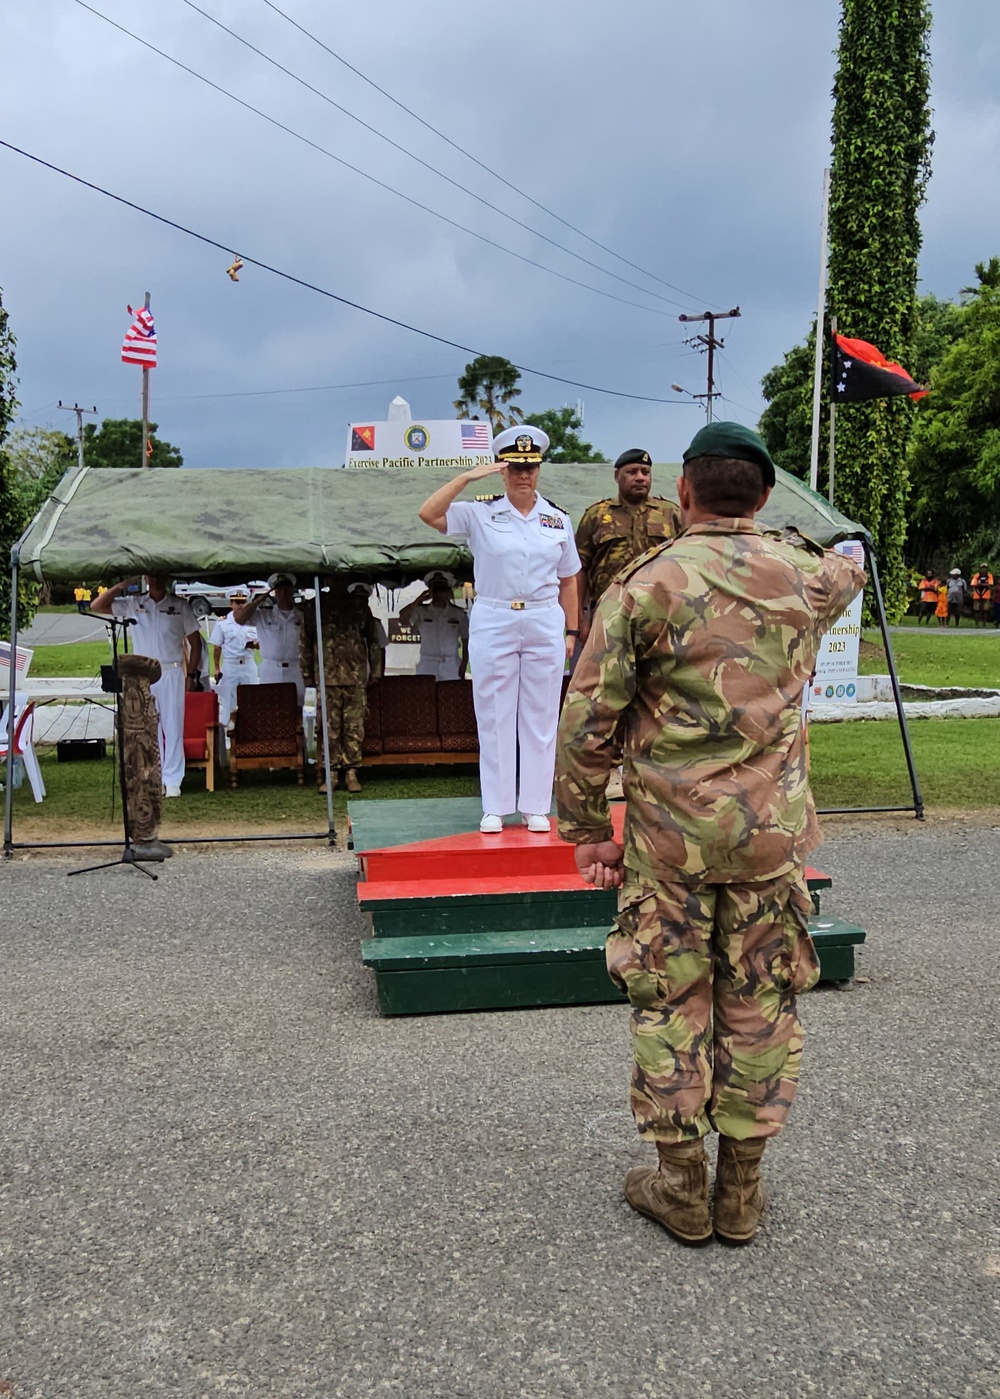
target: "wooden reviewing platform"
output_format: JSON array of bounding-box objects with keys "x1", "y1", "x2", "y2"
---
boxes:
[{"x1": 350, "y1": 798, "x2": 863, "y2": 1016}]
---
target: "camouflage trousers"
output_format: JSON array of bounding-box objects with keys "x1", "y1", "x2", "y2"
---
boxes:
[
  {"x1": 317, "y1": 683, "x2": 366, "y2": 774},
  {"x1": 606, "y1": 872, "x2": 820, "y2": 1144}
]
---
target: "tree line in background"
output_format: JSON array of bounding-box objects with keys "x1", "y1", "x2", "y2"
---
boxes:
[
  {"x1": 452, "y1": 353, "x2": 606, "y2": 462},
  {"x1": 759, "y1": 258, "x2": 1000, "y2": 577}
]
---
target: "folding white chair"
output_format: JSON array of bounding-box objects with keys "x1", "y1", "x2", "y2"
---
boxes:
[{"x1": 0, "y1": 690, "x2": 46, "y2": 803}]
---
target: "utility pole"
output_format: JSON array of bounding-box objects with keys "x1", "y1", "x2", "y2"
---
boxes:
[
  {"x1": 678, "y1": 307, "x2": 741, "y2": 422},
  {"x1": 58, "y1": 401, "x2": 98, "y2": 471}
]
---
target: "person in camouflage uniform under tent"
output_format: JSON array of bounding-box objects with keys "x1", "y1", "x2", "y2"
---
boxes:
[
  {"x1": 555, "y1": 422, "x2": 865, "y2": 1247},
  {"x1": 300, "y1": 578, "x2": 385, "y2": 794}
]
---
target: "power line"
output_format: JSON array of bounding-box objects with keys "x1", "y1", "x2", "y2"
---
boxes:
[
  {"x1": 258, "y1": 0, "x2": 721, "y2": 309},
  {"x1": 177, "y1": 0, "x2": 690, "y2": 312},
  {"x1": 0, "y1": 139, "x2": 691, "y2": 406},
  {"x1": 72, "y1": 0, "x2": 676, "y2": 322}
]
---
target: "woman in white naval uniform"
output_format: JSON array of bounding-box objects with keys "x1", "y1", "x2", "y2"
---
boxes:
[{"x1": 418, "y1": 426, "x2": 581, "y2": 834}]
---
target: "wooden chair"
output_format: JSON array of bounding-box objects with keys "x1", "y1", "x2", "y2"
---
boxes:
[
  {"x1": 228, "y1": 682, "x2": 304, "y2": 788},
  {"x1": 183, "y1": 690, "x2": 220, "y2": 792}
]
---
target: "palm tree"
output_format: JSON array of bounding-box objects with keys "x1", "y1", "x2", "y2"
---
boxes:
[
  {"x1": 453, "y1": 355, "x2": 525, "y2": 432},
  {"x1": 960, "y1": 257, "x2": 1000, "y2": 300}
]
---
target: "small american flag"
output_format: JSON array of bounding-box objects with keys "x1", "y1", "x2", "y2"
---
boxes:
[
  {"x1": 121, "y1": 303, "x2": 157, "y2": 368},
  {"x1": 0, "y1": 640, "x2": 33, "y2": 675},
  {"x1": 461, "y1": 421, "x2": 491, "y2": 451},
  {"x1": 836, "y1": 541, "x2": 866, "y2": 567}
]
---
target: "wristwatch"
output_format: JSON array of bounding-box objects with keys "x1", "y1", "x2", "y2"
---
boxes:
[{"x1": 565, "y1": 629, "x2": 581, "y2": 637}]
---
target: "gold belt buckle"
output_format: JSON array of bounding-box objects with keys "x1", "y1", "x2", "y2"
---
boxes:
[{"x1": 510, "y1": 600, "x2": 525, "y2": 610}]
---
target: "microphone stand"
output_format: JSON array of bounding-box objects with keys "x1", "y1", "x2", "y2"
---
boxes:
[{"x1": 69, "y1": 616, "x2": 158, "y2": 880}]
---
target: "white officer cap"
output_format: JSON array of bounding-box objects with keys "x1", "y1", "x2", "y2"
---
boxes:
[
  {"x1": 492, "y1": 424, "x2": 550, "y2": 464},
  {"x1": 348, "y1": 582, "x2": 373, "y2": 595},
  {"x1": 426, "y1": 570, "x2": 456, "y2": 587},
  {"x1": 228, "y1": 586, "x2": 250, "y2": 601},
  {"x1": 267, "y1": 571, "x2": 296, "y2": 589}
]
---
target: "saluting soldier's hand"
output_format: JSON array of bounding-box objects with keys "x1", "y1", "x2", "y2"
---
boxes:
[
  {"x1": 574, "y1": 840, "x2": 624, "y2": 888},
  {"x1": 464, "y1": 462, "x2": 503, "y2": 482}
]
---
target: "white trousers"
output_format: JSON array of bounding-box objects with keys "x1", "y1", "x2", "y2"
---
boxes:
[
  {"x1": 150, "y1": 664, "x2": 186, "y2": 790},
  {"x1": 259, "y1": 659, "x2": 304, "y2": 704},
  {"x1": 469, "y1": 601, "x2": 565, "y2": 817},
  {"x1": 217, "y1": 655, "x2": 258, "y2": 725}
]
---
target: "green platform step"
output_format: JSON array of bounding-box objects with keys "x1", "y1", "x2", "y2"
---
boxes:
[{"x1": 361, "y1": 916, "x2": 867, "y2": 1016}]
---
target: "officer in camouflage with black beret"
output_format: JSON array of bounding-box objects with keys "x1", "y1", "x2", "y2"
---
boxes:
[
  {"x1": 556, "y1": 423, "x2": 865, "y2": 1247},
  {"x1": 574, "y1": 448, "x2": 682, "y2": 647}
]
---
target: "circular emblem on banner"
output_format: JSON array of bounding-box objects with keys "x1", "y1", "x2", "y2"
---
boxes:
[
  {"x1": 846, "y1": 682, "x2": 856, "y2": 697},
  {"x1": 825, "y1": 686, "x2": 835, "y2": 698},
  {"x1": 404, "y1": 424, "x2": 429, "y2": 451},
  {"x1": 835, "y1": 684, "x2": 846, "y2": 698}
]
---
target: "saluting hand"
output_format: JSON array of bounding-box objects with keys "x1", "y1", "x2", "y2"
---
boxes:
[{"x1": 464, "y1": 461, "x2": 503, "y2": 482}]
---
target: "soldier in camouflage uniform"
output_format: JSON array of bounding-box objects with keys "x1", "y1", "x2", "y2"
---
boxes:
[
  {"x1": 555, "y1": 422, "x2": 865, "y2": 1247},
  {"x1": 574, "y1": 447, "x2": 682, "y2": 643},
  {"x1": 300, "y1": 579, "x2": 385, "y2": 793}
]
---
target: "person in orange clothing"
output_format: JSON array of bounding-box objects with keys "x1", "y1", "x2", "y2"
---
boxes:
[
  {"x1": 970, "y1": 564, "x2": 994, "y2": 628},
  {"x1": 916, "y1": 572, "x2": 939, "y2": 624},
  {"x1": 934, "y1": 582, "x2": 949, "y2": 627}
]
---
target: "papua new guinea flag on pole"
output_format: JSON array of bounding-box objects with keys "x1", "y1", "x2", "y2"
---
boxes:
[{"x1": 832, "y1": 334, "x2": 927, "y2": 403}]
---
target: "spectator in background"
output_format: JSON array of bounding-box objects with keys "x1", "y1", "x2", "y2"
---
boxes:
[
  {"x1": 209, "y1": 590, "x2": 259, "y2": 725},
  {"x1": 946, "y1": 568, "x2": 968, "y2": 628},
  {"x1": 934, "y1": 581, "x2": 949, "y2": 628},
  {"x1": 232, "y1": 573, "x2": 305, "y2": 703},
  {"x1": 916, "y1": 572, "x2": 939, "y2": 625},
  {"x1": 970, "y1": 564, "x2": 994, "y2": 628}
]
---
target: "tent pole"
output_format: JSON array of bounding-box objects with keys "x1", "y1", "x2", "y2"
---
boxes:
[
  {"x1": 867, "y1": 544, "x2": 924, "y2": 820},
  {"x1": 4, "y1": 552, "x2": 20, "y2": 857},
  {"x1": 827, "y1": 314, "x2": 838, "y2": 505},
  {"x1": 808, "y1": 167, "x2": 831, "y2": 495},
  {"x1": 313, "y1": 575, "x2": 336, "y2": 846}
]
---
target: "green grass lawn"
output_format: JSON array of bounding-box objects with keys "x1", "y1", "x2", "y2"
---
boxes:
[
  {"x1": 859, "y1": 629, "x2": 1000, "y2": 688},
  {"x1": 4, "y1": 715, "x2": 996, "y2": 843},
  {"x1": 26, "y1": 639, "x2": 113, "y2": 678}
]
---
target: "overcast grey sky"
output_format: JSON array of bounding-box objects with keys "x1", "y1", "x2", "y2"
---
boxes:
[{"x1": 2, "y1": 0, "x2": 998, "y2": 468}]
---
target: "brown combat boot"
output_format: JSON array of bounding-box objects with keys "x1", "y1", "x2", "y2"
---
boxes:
[
  {"x1": 345, "y1": 768, "x2": 362, "y2": 793},
  {"x1": 714, "y1": 1137, "x2": 769, "y2": 1245},
  {"x1": 317, "y1": 770, "x2": 337, "y2": 795},
  {"x1": 624, "y1": 1139, "x2": 712, "y2": 1246}
]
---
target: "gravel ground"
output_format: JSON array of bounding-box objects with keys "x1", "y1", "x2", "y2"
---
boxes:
[{"x1": 0, "y1": 823, "x2": 997, "y2": 1399}]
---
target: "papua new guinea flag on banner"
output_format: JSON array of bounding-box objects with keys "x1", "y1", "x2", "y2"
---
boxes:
[
  {"x1": 832, "y1": 334, "x2": 927, "y2": 403},
  {"x1": 351, "y1": 425, "x2": 376, "y2": 451}
]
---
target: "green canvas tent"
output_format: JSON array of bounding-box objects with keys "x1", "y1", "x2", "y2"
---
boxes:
[{"x1": 15, "y1": 462, "x2": 867, "y2": 584}]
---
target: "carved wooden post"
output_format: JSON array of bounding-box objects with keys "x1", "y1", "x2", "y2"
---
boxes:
[{"x1": 117, "y1": 653, "x2": 166, "y2": 852}]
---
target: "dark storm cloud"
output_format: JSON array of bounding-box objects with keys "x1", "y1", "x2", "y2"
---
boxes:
[{"x1": 2, "y1": 0, "x2": 998, "y2": 467}]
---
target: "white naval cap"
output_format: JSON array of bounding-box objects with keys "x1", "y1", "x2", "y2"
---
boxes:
[{"x1": 492, "y1": 424, "x2": 550, "y2": 464}]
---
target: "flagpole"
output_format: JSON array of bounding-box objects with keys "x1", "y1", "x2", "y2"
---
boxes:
[
  {"x1": 809, "y1": 168, "x2": 831, "y2": 494},
  {"x1": 141, "y1": 290, "x2": 150, "y2": 467},
  {"x1": 828, "y1": 314, "x2": 838, "y2": 506}
]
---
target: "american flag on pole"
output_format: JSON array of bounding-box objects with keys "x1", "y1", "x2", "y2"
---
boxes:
[
  {"x1": 460, "y1": 421, "x2": 491, "y2": 451},
  {"x1": 121, "y1": 304, "x2": 157, "y2": 368}
]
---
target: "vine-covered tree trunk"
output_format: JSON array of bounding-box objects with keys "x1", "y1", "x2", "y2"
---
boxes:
[{"x1": 828, "y1": 0, "x2": 933, "y2": 619}]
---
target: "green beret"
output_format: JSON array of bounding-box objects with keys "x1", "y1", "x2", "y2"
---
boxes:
[{"x1": 682, "y1": 421, "x2": 776, "y2": 488}]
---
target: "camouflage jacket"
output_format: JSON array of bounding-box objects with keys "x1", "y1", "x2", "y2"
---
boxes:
[
  {"x1": 300, "y1": 592, "x2": 385, "y2": 687},
  {"x1": 575, "y1": 496, "x2": 682, "y2": 605},
  {"x1": 555, "y1": 519, "x2": 866, "y2": 884}
]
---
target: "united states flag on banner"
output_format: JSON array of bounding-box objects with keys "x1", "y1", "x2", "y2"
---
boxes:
[
  {"x1": 836, "y1": 541, "x2": 866, "y2": 567},
  {"x1": 0, "y1": 640, "x2": 33, "y2": 676},
  {"x1": 121, "y1": 304, "x2": 157, "y2": 368},
  {"x1": 460, "y1": 421, "x2": 491, "y2": 451}
]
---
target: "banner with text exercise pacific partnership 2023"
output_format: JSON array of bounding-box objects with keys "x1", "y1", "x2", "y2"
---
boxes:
[{"x1": 343, "y1": 419, "x2": 494, "y2": 469}]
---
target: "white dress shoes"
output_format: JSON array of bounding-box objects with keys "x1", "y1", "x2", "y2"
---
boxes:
[
  {"x1": 164, "y1": 785, "x2": 182, "y2": 798},
  {"x1": 479, "y1": 813, "x2": 503, "y2": 834},
  {"x1": 524, "y1": 813, "x2": 551, "y2": 833}
]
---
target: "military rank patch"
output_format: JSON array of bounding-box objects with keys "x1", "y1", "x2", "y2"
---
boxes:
[
  {"x1": 538, "y1": 514, "x2": 564, "y2": 529},
  {"x1": 476, "y1": 492, "x2": 504, "y2": 502}
]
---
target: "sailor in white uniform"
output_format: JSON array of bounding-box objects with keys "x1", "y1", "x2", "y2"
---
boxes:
[
  {"x1": 417, "y1": 425, "x2": 581, "y2": 833},
  {"x1": 398, "y1": 570, "x2": 469, "y2": 680},
  {"x1": 232, "y1": 572, "x2": 305, "y2": 703},
  {"x1": 209, "y1": 591, "x2": 259, "y2": 725},
  {"x1": 91, "y1": 574, "x2": 203, "y2": 797}
]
